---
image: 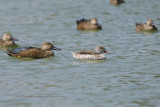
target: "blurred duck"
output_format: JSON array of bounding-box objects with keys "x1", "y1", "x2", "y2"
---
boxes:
[
  {"x1": 71, "y1": 46, "x2": 110, "y2": 60},
  {"x1": 0, "y1": 33, "x2": 18, "y2": 47},
  {"x1": 110, "y1": 0, "x2": 125, "y2": 5},
  {"x1": 135, "y1": 19, "x2": 158, "y2": 31},
  {"x1": 76, "y1": 18, "x2": 102, "y2": 30},
  {"x1": 6, "y1": 42, "x2": 61, "y2": 58}
]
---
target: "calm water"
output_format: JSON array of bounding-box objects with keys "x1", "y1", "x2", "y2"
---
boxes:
[{"x1": 0, "y1": 0, "x2": 160, "y2": 107}]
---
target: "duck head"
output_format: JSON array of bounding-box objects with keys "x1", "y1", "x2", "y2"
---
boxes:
[
  {"x1": 91, "y1": 18, "x2": 98, "y2": 25},
  {"x1": 3, "y1": 33, "x2": 19, "y2": 41},
  {"x1": 94, "y1": 46, "x2": 110, "y2": 54},
  {"x1": 146, "y1": 19, "x2": 154, "y2": 26},
  {"x1": 41, "y1": 42, "x2": 61, "y2": 51}
]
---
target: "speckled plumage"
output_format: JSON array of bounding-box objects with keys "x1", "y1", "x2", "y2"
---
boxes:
[
  {"x1": 7, "y1": 42, "x2": 61, "y2": 59},
  {"x1": 71, "y1": 46, "x2": 110, "y2": 60},
  {"x1": 76, "y1": 18, "x2": 102, "y2": 30},
  {"x1": 0, "y1": 33, "x2": 18, "y2": 47}
]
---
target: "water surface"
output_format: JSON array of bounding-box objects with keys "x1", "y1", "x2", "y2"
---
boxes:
[{"x1": 0, "y1": 0, "x2": 160, "y2": 107}]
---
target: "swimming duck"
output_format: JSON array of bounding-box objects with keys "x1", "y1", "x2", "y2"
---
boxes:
[
  {"x1": 110, "y1": 0, "x2": 125, "y2": 5},
  {"x1": 135, "y1": 19, "x2": 158, "y2": 31},
  {"x1": 76, "y1": 18, "x2": 102, "y2": 30},
  {"x1": 71, "y1": 46, "x2": 110, "y2": 60},
  {"x1": 6, "y1": 42, "x2": 61, "y2": 58},
  {"x1": 0, "y1": 33, "x2": 19, "y2": 47}
]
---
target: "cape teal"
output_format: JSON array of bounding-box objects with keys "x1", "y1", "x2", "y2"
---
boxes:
[{"x1": 71, "y1": 46, "x2": 110, "y2": 60}]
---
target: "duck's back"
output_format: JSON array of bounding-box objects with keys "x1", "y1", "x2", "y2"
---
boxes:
[
  {"x1": 76, "y1": 18, "x2": 87, "y2": 24},
  {"x1": 135, "y1": 23, "x2": 145, "y2": 31},
  {"x1": 77, "y1": 19, "x2": 91, "y2": 30},
  {"x1": 77, "y1": 50, "x2": 97, "y2": 55},
  {"x1": 7, "y1": 47, "x2": 45, "y2": 58}
]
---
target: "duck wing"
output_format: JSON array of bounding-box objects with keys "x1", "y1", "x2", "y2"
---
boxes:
[
  {"x1": 76, "y1": 18, "x2": 88, "y2": 24},
  {"x1": 78, "y1": 50, "x2": 97, "y2": 55},
  {"x1": 135, "y1": 23, "x2": 142, "y2": 27},
  {"x1": 7, "y1": 47, "x2": 34, "y2": 54}
]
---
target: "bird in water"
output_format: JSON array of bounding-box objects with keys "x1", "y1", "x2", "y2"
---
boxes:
[
  {"x1": 76, "y1": 18, "x2": 102, "y2": 30},
  {"x1": 110, "y1": 0, "x2": 125, "y2": 5},
  {"x1": 6, "y1": 42, "x2": 61, "y2": 59},
  {"x1": 0, "y1": 33, "x2": 19, "y2": 47},
  {"x1": 71, "y1": 46, "x2": 110, "y2": 60},
  {"x1": 135, "y1": 19, "x2": 158, "y2": 31}
]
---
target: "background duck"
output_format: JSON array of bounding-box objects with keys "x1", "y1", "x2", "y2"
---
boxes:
[
  {"x1": 71, "y1": 46, "x2": 110, "y2": 60},
  {"x1": 6, "y1": 42, "x2": 61, "y2": 59},
  {"x1": 110, "y1": 0, "x2": 125, "y2": 5},
  {"x1": 76, "y1": 18, "x2": 102, "y2": 30},
  {"x1": 0, "y1": 33, "x2": 19, "y2": 47},
  {"x1": 135, "y1": 19, "x2": 158, "y2": 31}
]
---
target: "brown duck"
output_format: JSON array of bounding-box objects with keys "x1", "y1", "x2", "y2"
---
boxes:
[
  {"x1": 7, "y1": 42, "x2": 61, "y2": 58},
  {"x1": 110, "y1": 0, "x2": 125, "y2": 5},
  {"x1": 76, "y1": 18, "x2": 102, "y2": 30},
  {"x1": 135, "y1": 19, "x2": 158, "y2": 31},
  {"x1": 0, "y1": 33, "x2": 19, "y2": 47}
]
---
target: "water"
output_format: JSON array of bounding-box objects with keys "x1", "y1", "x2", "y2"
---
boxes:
[{"x1": 0, "y1": 0, "x2": 160, "y2": 107}]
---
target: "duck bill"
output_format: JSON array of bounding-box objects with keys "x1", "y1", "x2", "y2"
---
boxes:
[
  {"x1": 11, "y1": 37, "x2": 19, "y2": 41},
  {"x1": 105, "y1": 51, "x2": 110, "y2": 54},
  {"x1": 52, "y1": 47, "x2": 61, "y2": 51}
]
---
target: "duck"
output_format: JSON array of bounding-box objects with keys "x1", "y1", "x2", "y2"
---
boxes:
[
  {"x1": 110, "y1": 0, "x2": 125, "y2": 5},
  {"x1": 76, "y1": 18, "x2": 102, "y2": 30},
  {"x1": 71, "y1": 46, "x2": 110, "y2": 60},
  {"x1": 135, "y1": 19, "x2": 158, "y2": 31},
  {"x1": 0, "y1": 33, "x2": 19, "y2": 47},
  {"x1": 6, "y1": 42, "x2": 61, "y2": 58}
]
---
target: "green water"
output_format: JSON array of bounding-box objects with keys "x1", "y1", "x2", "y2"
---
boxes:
[{"x1": 0, "y1": 0, "x2": 160, "y2": 107}]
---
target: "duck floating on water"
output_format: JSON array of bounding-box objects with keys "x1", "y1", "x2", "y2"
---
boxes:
[
  {"x1": 6, "y1": 42, "x2": 61, "y2": 59},
  {"x1": 135, "y1": 19, "x2": 158, "y2": 31},
  {"x1": 0, "y1": 33, "x2": 19, "y2": 47},
  {"x1": 76, "y1": 18, "x2": 102, "y2": 30},
  {"x1": 71, "y1": 46, "x2": 110, "y2": 60},
  {"x1": 110, "y1": 0, "x2": 125, "y2": 5}
]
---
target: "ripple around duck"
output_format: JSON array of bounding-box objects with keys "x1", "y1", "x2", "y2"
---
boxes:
[{"x1": 0, "y1": 0, "x2": 160, "y2": 107}]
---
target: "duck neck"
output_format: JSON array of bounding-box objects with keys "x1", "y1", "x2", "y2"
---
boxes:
[{"x1": 43, "y1": 50, "x2": 54, "y2": 57}]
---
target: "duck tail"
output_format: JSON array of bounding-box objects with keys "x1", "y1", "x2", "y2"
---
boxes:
[
  {"x1": 6, "y1": 50, "x2": 12, "y2": 56},
  {"x1": 76, "y1": 20, "x2": 79, "y2": 24},
  {"x1": 76, "y1": 18, "x2": 85, "y2": 24},
  {"x1": 70, "y1": 51, "x2": 77, "y2": 59},
  {"x1": 135, "y1": 23, "x2": 139, "y2": 26},
  {"x1": 70, "y1": 51, "x2": 74, "y2": 55}
]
